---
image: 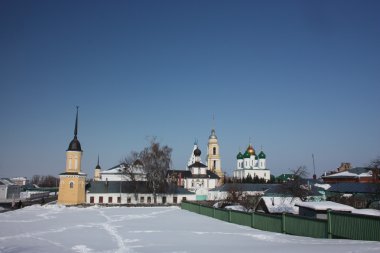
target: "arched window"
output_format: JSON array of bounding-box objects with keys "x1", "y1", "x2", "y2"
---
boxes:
[
  {"x1": 69, "y1": 182, "x2": 74, "y2": 189},
  {"x1": 213, "y1": 160, "x2": 216, "y2": 169},
  {"x1": 213, "y1": 147, "x2": 216, "y2": 155}
]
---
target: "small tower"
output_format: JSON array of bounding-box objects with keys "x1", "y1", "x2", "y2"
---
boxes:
[
  {"x1": 243, "y1": 149, "x2": 250, "y2": 169},
  {"x1": 187, "y1": 141, "x2": 198, "y2": 168},
  {"x1": 57, "y1": 107, "x2": 87, "y2": 205},
  {"x1": 236, "y1": 152, "x2": 243, "y2": 169},
  {"x1": 258, "y1": 150, "x2": 266, "y2": 169},
  {"x1": 189, "y1": 147, "x2": 207, "y2": 175},
  {"x1": 94, "y1": 155, "x2": 101, "y2": 181},
  {"x1": 207, "y1": 129, "x2": 223, "y2": 182}
]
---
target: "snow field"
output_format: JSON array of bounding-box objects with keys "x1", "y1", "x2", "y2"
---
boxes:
[{"x1": 0, "y1": 205, "x2": 379, "y2": 253}]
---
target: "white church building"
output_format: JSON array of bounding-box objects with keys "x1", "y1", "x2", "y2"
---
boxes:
[
  {"x1": 233, "y1": 144, "x2": 271, "y2": 181},
  {"x1": 167, "y1": 144, "x2": 219, "y2": 201}
]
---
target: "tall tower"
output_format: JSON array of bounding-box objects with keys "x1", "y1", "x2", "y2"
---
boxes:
[
  {"x1": 207, "y1": 129, "x2": 223, "y2": 182},
  {"x1": 57, "y1": 107, "x2": 87, "y2": 205}
]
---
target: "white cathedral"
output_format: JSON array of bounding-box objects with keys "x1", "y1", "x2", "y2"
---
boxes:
[{"x1": 233, "y1": 144, "x2": 271, "y2": 181}]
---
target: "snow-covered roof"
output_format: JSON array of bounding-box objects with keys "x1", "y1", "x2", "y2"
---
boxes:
[
  {"x1": 11, "y1": 177, "x2": 27, "y2": 180},
  {"x1": 102, "y1": 164, "x2": 145, "y2": 175},
  {"x1": 323, "y1": 167, "x2": 374, "y2": 179},
  {"x1": 0, "y1": 178, "x2": 16, "y2": 185},
  {"x1": 225, "y1": 205, "x2": 247, "y2": 212},
  {"x1": 314, "y1": 183, "x2": 331, "y2": 190},
  {"x1": 358, "y1": 172, "x2": 372, "y2": 178},
  {"x1": 351, "y1": 209, "x2": 380, "y2": 217},
  {"x1": 323, "y1": 171, "x2": 358, "y2": 178},
  {"x1": 101, "y1": 168, "x2": 145, "y2": 174},
  {"x1": 261, "y1": 197, "x2": 301, "y2": 214},
  {"x1": 296, "y1": 201, "x2": 354, "y2": 211}
]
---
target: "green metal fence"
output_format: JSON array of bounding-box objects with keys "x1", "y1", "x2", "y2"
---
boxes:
[
  {"x1": 284, "y1": 214, "x2": 327, "y2": 238},
  {"x1": 214, "y1": 208, "x2": 229, "y2": 222},
  {"x1": 181, "y1": 201, "x2": 380, "y2": 241},
  {"x1": 181, "y1": 201, "x2": 200, "y2": 213},
  {"x1": 230, "y1": 210, "x2": 252, "y2": 227},
  {"x1": 254, "y1": 212, "x2": 282, "y2": 233},
  {"x1": 199, "y1": 205, "x2": 214, "y2": 217},
  {"x1": 329, "y1": 211, "x2": 380, "y2": 241}
]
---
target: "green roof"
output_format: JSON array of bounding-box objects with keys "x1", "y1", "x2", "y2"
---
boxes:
[
  {"x1": 258, "y1": 151, "x2": 266, "y2": 159},
  {"x1": 276, "y1": 174, "x2": 294, "y2": 181},
  {"x1": 243, "y1": 151, "x2": 251, "y2": 158},
  {"x1": 236, "y1": 152, "x2": 244, "y2": 159}
]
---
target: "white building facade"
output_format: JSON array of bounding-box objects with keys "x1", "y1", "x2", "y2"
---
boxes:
[
  {"x1": 96, "y1": 161, "x2": 147, "y2": 182},
  {"x1": 88, "y1": 159, "x2": 196, "y2": 205},
  {"x1": 86, "y1": 184, "x2": 196, "y2": 205},
  {"x1": 233, "y1": 144, "x2": 271, "y2": 181},
  {"x1": 168, "y1": 145, "x2": 219, "y2": 201},
  {"x1": 0, "y1": 178, "x2": 21, "y2": 201}
]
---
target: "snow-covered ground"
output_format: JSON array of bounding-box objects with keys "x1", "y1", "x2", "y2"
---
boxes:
[{"x1": 0, "y1": 205, "x2": 379, "y2": 253}]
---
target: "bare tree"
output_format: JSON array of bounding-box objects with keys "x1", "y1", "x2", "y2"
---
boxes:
[
  {"x1": 31, "y1": 175, "x2": 41, "y2": 186},
  {"x1": 40, "y1": 175, "x2": 59, "y2": 187},
  {"x1": 225, "y1": 183, "x2": 261, "y2": 211},
  {"x1": 369, "y1": 156, "x2": 380, "y2": 204},
  {"x1": 280, "y1": 166, "x2": 310, "y2": 201},
  {"x1": 226, "y1": 183, "x2": 244, "y2": 203},
  {"x1": 370, "y1": 156, "x2": 380, "y2": 169},
  {"x1": 139, "y1": 138, "x2": 172, "y2": 203},
  {"x1": 120, "y1": 151, "x2": 141, "y2": 200},
  {"x1": 121, "y1": 151, "x2": 140, "y2": 182},
  {"x1": 31, "y1": 175, "x2": 59, "y2": 187},
  {"x1": 369, "y1": 156, "x2": 380, "y2": 182}
]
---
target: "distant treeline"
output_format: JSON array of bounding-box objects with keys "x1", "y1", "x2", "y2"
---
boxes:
[{"x1": 30, "y1": 175, "x2": 59, "y2": 187}]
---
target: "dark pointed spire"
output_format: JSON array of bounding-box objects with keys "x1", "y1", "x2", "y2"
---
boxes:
[
  {"x1": 95, "y1": 154, "x2": 101, "y2": 170},
  {"x1": 74, "y1": 106, "x2": 79, "y2": 137},
  {"x1": 67, "y1": 106, "x2": 82, "y2": 151}
]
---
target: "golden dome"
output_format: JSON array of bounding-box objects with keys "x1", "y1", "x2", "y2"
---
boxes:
[{"x1": 246, "y1": 145, "x2": 255, "y2": 155}]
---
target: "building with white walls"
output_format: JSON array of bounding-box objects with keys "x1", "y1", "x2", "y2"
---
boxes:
[
  {"x1": 233, "y1": 144, "x2": 270, "y2": 181},
  {"x1": 167, "y1": 145, "x2": 219, "y2": 200}
]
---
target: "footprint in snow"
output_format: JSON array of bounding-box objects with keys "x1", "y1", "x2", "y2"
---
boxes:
[{"x1": 72, "y1": 245, "x2": 92, "y2": 253}]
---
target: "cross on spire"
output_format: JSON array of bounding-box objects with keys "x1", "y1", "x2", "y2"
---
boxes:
[{"x1": 74, "y1": 106, "x2": 79, "y2": 137}]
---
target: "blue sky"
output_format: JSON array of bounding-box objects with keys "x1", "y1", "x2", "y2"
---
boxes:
[{"x1": 1, "y1": 0, "x2": 379, "y2": 179}]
